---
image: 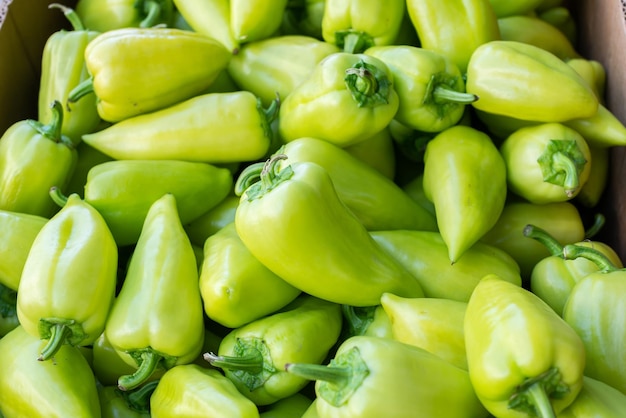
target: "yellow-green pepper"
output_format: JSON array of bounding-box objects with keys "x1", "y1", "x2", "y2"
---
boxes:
[
  {"x1": 487, "y1": 0, "x2": 545, "y2": 17},
  {"x1": 576, "y1": 145, "x2": 609, "y2": 208},
  {"x1": 566, "y1": 58, "x2": 606, "y2": 103},
  {"x1": 230, "y1": 0, "x2": 289, "y2": 44},
  {"x1": 184, "y1": 194, "x2": 239, "y2": 247},
  {"x1": 341, "y1": 304, "x2": 393, "y2": 340},
  {"x1": 171, "y1": 0, "x2": 239, "y2": 53},
  {"x1": 98, "y1": 382, "x2": 156, "y2": 418},
  {"x1": 538, "y1": 6, "x2": 577, "y2": 47},
  {"x1": 343, "y1": 127, "x2": 396, "y2": 179},
  {"x1": 557, "y1": 376, "x2": 626, "y2": 417},
  {"x1": 75, "y1": 0, "x2": 174, "y2": 31}
]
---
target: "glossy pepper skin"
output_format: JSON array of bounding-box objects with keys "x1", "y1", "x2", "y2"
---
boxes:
[
  {"x1": 561, "y1": 244, "x2": 626, "y2": 394},
  {"x1": 0, "y1": 326, "x2": 101, "y2": 417},
  {"x1": 16, "y1": 192, "x2": 118, "y2": 361},
  {"x1": 465, "y1": 275, "x2": 586, "y2": 418},
  {"x1": 205, "y1": 295, "x2": 343, "y2": 405},
  {"x1": 199, "y1": 222, "x2": 301, "y2": 329},
  {"x1": 172, "y1": 0, "x2": 239, "y2": 53},
  {"x1": 466, "y1": 41, "x2": 598, "y2": 122},
  {"x1": 67, "y1": 27, "x2": 231, "y2": 123},
  {"x1": 38, "y1": 4, "x2": 100, "y2": 146},
  {"x1": 82, "y1": 91, "x2": 278, "y2": 164},
  {"x1": 285, "y1": 335, "x2": 488, "y2": 418},
  {"x1": 150, "y1": 364, "x2": 261, "y2": 418},
  {"x1": 365, "y1": 45, "x2": 477, "y2": 133},
  {"x1": 75, "y1": 0, "x2": 174, "y2": 32},
  {"x1": 557, "y1": 376, "x2": 626, "y2": 417},
  {"x1": 406, "y1": 0, "x2": 501, "y2": 72},
  {"x1": 83, "y1": 159, "x2": 233, "y2": 246},
  {"x1": 0, "y1": 283, "x2": 19, "y2": 337},
  {"x1": 230, "y1": 0, "x2": 289, "y2": 44},
  {"x1": 0, "y1": 101, "x2": 77, "y2": 217},
  {"x1": 278, "y1": 52, "x2": 399, "y2": 147},
  {"x1": 423, "y1": 125, "x2": 507, "y2": 262},
  {"x1": 0, "y1": 209, "x2": 47, "y2": 291},
  {"x1": 105, "y1": 194, "x2": 205, "y2": 391},
  {"x1": 566, "y1": 58, "x2": 606, "y2": 103},
  {"x1": 234, "y1": 154, "x2": 424, "y2": 306},
  {"x1": 500, "y1": 123, "x2": 591, "y2": 204},
  {"x1": 321, "y1": 0, "x2": 405, "y2": 53}
]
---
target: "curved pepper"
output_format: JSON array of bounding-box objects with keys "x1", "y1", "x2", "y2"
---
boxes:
[
  {"x1": 285, "y1": 335, "x2": 488, "y2": 417},
  {"x1": 0, "y1": 100, "x2": 77, "y2": 217},
  {"x1": 465, "y1": 274, "x2": 586, "y2": 418},
  {"x1": 199, "y1": 222, "x2": 301, "y2": 329},
  {"x1": 230, "y1": 0, "x2": 289, "y2": 44},
  {"x1": 171, "y1": 0, "x2": 239, "y2": 53},
  {"x1": 500, "y1": 123, "x2": 591, "y2": 204},
  {"x1": 558, "y1": 376, "x2": 626, "y2": 417},
  {"x1": 83, "y1": 159, "x2": 233, "y2": 246},
  {"x1": 150, "y1": 364, "x2": 260, "y2": 418},
  {"x1": 0, "y1": 326, "x2": 100, "y2": 417},
  {"x1": 67, "y1": 27, "x2": 231, "y2": 123},
  {"x1": 82, "y1": 91, "x2": 278, "y2": 164},
  {"x1": 205, "y1": 294, "x2": 342, "y2": 405},
  {"x1": 561, "y1": 244, "x2": 626, "y2": 394},
  {"x1": 16, "y1": 192, "x2": 118, "y2": 361},
  {"x1": 423, "y1": 125, "x2": 507, "y2": 262},
  {"x1": 234, "y1": 154, "x2": 424, "y2": 306},
  {"x1": 466, "y1": 41, "x2": 598, "y2": 122},
  {"x1": 0, "y1": 283, "x2": 19, "y2": 337},
  {"x1": 99, "y1": 382, "x2": 156, "y2": 418},
  {"x1": 38, "y1": 4, "x2": 100, "y2": 146},
  {"x1": 75, "y1": 0, "x2": 174, "y2": 31},
  {"x1": 278, "y1": 52, "x2": 399, "y2": 147},
  {"x1": 321, "y1": 0, "x2": 405, "y2": 53},
  {"x1": 365, "y1": 45, "x2": 477, "y2": 132},
  {"x1": 344, "y1": 127, "x2": 396, "y2": 179}
]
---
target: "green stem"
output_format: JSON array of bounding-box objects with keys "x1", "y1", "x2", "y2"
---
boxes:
[
  {"x1": 118, "y1": 350, "x2": 162, "y2": 391},
  {"x1": 285, "y1": 362, "x2": 351, "y2": 386},
  {"x1": 123, "y1": 380, "x2": 159, "y2": 412},
  {"x1": 234, "y1": 161, "x2": 265, "y2": 196},
  {"x1": 49, "y1": 3, "x2": 85, "y2": 31},
  {"x1": 342, "y1": 305, "x2": 376, "y2": 337},
  {"x1": 344, "y1": 60, "x2": 391, "y2": 107},
  {"x1": 41, "y1": 100, "x2": 64, "y2": 141},
  {"x1": 562, "y1": 244, "x2": 620, "y2": 272},
  {"x1": 38, "y1": 323, "x2": 72, "y2": 361},
  {"x1": 523, "y1": 224, "x2": 563, "y2": 256},
  {"x1": 527, "y1": 383, "x2": 557, "y2": 418},
  {"x1": 340, "y1": 32, "x2": 371, "y2": 54},
  {"x1": 551, "y1": 151, "x2": 580, "y2": 197},
  {"x1": 49, "y1": 186, "x2": 68, "y2": 208},
  {"x1": 584, "y1": 213, "x2": 605, "y2": 240},
  {"x1": 67, "y1": 77, "x2": 95, "y2": 105},
  {"x1": 432, "y1": 86, "x2": 478, "y2": 104},
  {"x1": 139, "y1": 1, "x2": 163, "y2": 28},
  {"x1": 508, "y1": 368, "x2": 566, "y2": 417},
  {"x1": 204, "y1": 351, "x2": 264, "y2": 374}
]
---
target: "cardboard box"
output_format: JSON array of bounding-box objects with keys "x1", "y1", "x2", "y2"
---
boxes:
[{"x1": 1, "y1": 0, "x2": 625, "y2": 258}]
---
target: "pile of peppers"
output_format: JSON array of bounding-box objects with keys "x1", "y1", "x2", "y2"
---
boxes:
[{"x1": 2, "y1": 0, "x2": 626, "y2": 416}]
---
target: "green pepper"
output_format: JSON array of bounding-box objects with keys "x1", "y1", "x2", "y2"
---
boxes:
[
  {"x1": 380, "y1": 293, "x2": 468, "y2": 370},
  {"x1": 281, "y1": 0, "x2": 325, "y2": 39},
  {"x1": 566, "y1": 58, "x2": 606, "y2": 103},
  {"x1": 205, "y1": 295, "x2": 342, "y2": 405},
  {"x1": 234, "y1": 154, "x2": 424, "y2": 306},
  {"x1": 230, "y1": 0, "x2": 289, "y2": 44},
  {"x1": 99, "y1": 382, "x2": 156, "y2": 418},
  {"x1": 0, "y1": 101, "x2": 77, "y2": 217},
  {"x1": 564, "y1": 104, "x2": 626, "y2": 148},
  {"x1": 65, "y1": 139, "x2": 114, "y2": 198},
  {"x1": 487, "y1": 0, "x2": 545, "y2": 17},
  {"x1": 199, "y1": 222, "x2": 301, "y2": 329},
  {"x1": 466, "y1": 41, "x2": 598, "y2": 122},
  {"x1": 401, "y1": 174, "x2": 436, "y2": 218},
  {"x1": 16, "y1": 192, "x2": 118, "y2": 361},
  {"x1": 184, "y1": 194, "x2": 239, "y2": 247},
  {"x1": 92, "y1": 332, "x2": 155, "y2": 387},
  {"x1": 259, "y1": 393, "x2": 313, "y2": 417},
  {"x1": 320, "y1": 0, "x2": 405, "y2": 53},
  {"x1": 0, "y1": 326, "x2": 100, "y2": 417},
  {"x1": 526, "y1": 224, "x2": 623, "y2": 316},
  {"x1": 285, "y1": 335, "x2": 488, "y2": 417},
  {"x1": 150, "y1": 364, "x2": 261, "y2": 417},
  {"x1": 38, "y1": 4, "x2": 100, "y2": 146},
  {"x1": 228, "y1": 35, "x2": 340, "y2": 107},
  {"x1": 406, "y1": 0, "x2": 501, "y2": 72},
  {"x1": 105, "y1": 194, "x2": 205, "y2": 391},
  {"x1": 423, "y1": 125, "x2": 507, "y2": 262},
  {"x1": 301, "y1": 399, "x2": 321, "y2": 418},
  {"x1": 0, "y1": 283, "x2": 19, "y2": 338},
  {"x1": 561, "y1": 244, "x2": 626, "y2": 394},
  {"x1": 278, "y1": 52, "x2": 399, "y2": 147},
  {"x1": 343, "y1": 127, "x2": 396, "y2": 180},
  {"x1": 279, "y1": 137, "x2": 437, "y2": 231},
  {"x1": 365, "y1": 45, "x2": 477, "y2": 133},
  {"x1": 67, "y1": 27, "x2": 231, "y2": 123},
  {"x1": 83, "y1": 159, "x2": 233, "y2": 246},
  {"x1": 538, "y1": 6, "x2": 577, "y2": 47},
  {"x1": 371, "y1": 229, "x2": 522, "y2": 302},
  {"x1": 81, "y1": 91, "x2": 278, "y2": 164},
  {"x1": 341, "y1": 304, "x2": 393, "y2": 340},
  {"x1": 500, "y1": 123, "x2": 591, "y2": 204},
  {"x1": 0, "y1": 209, "x2": 47, "y2": 291},
  {"x1": 576, "y1": 145, "x2": 609, "y2": 208},
  {"x1": 171, "y1": 0, "x2": 239, "y2": 53},
  {"x1": 557, "y1": 376, "x2": 626, "y2": 417},
  {"x1": 465, "y1": 274, "x2": 586, "y2": 418},
  {"x1": 75, "y1": 0, "x2": 174, "y2": 31}
]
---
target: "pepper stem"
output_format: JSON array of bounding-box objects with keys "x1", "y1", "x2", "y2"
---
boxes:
[
  {"x1": 562, "y1": 244, "x2": 620, "y2": 272},
  {"x1": 584, "y1": 213, "x2": 605, "y2": 240},
  {"x1": 49, "y1": 3, "x2": 85, "y2": 31},
  {"x1": 508, "y1": 367, "x2": 566, "y2": 418},
  {"x1": 432, "y1": 86, "x2": 478, "y2": 104},
  {"x1": 67, "y1": 77, "x2": 95, "y2": 105},
  {"x1": 49, "y1": 186, "x2": 69, "y2": 208},
  {"x1": 139, "y1": 1, "x2": 163, "y2": 28},
  {"x1": 536, "y1": 139, "x2": 587, "y2": 197},
  {"x1": 285, "y1": 362, "x2": 351, "y2": 386},
  {"x1": 123, "y1": 380, "x2": 159, "y2": 412},
  {"x1": 203, "y1": 351, "x2": 264, "y2": 373},
  {"x1": 528, "y1": 383, "x2": 557, "y2": 418},
  {"x1": 38, "y1": 323, "x2": 73, "y2": 361},
  {"x1": 118, "y1": 350, "x2": 163, "y2": 391},
  {"x1": 551, "y1": 152, "x2": 580, "y2": 196},
  {"x1": 344, "y1": 60, "x2": 391, "y2": 107},
  {"x1": 337, "y1": 31, "x2": 373, "y2": 54},
  {"x1": 341, "y1": 305, "x2": 376, "y2": 337},
  {"x1": 237, "y1": 152, "x2": 294, "y2": 201},
  {"x1": 523, "y1": 224, "x2": 563, "y2": 256},
  {"x1": 234, "y1": 161, "x2": 266, "y2": 196}
]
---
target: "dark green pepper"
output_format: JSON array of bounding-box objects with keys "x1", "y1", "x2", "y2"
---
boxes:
[
  {"x1": 259, "y1": 393, "x2": 313, "y2": 417},
  {"x1": 281, "y1": 0, "x2": 325, "y2": 39},
  {"x1": 75, "y1": 0, "x2": 174, "y2": 31}
]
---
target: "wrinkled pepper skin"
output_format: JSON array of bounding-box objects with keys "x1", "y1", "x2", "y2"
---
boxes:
[
  {"x1": 68, "y1": 27, "x2": 231, "y2": 123},
  {"x1": 227, "y1": 35, "x2": 340, "y2": 106},
  {"x1": 321, "y1": 0, "x2": 405, "y2": 53},
  {"x1": 371, "y1": 230, "x2": 522, "y2": 302},
  {"x1": 422, "y1": 125, "x2": 507, "y2": 262},
  {"x1": 0, "y1": 326, "x2": 101, "y2": 418},
  {"x1": 0, "y1": 209, "x2": 47, "y2": 291},
  {"x1": 38, "y1": 4, "x2": 100, "y2": 146},
  {"x1": 365, "y1": 45, "x2": 477, "y2": 133},
  {"x1": 286, "y1": 335, "x2": 488, "y2": 418},
  {"x1": 172, "y1": 0, "x2": 239, "y2": 53},
  {"x1": 280, "y1": 137, "x2": 437, "y2": 231},
  {"x1": 0, "y1": 101, "x2": 77, "y2": 217},
  {"x1": 83, "y1": 159, "x2": 233, "y2": 246},
  {"x1": 500, "y1": 123, "x2": 591, "y2": 204},
  {"x1": 82, "y1": 91, "x2": 277, "y2": 164},
  {"x1": 0, "y1": 283, "x2": 19, "y2": 337},
  {"x1": 150, "y1": 364, "x2": 260, "y2": 418},
  {"x1": 75, "y1": 0, "x2": 174, "y2": 32},
  {"x1": 105, "y1": 194, "x2": 205, "y2": 391},
  {"x1": 230, "y1": 0, "x2": 289, "y2": 43},
  {"x1": 466, "y1": 41, "x2": 598, "y2": 122},
  {"x1": 234, "y1": 155, "x2": 424, "y2": 306},
  {"x1": 16, "y1": 193, "x2": 118, "y2": 361},
  {"x1": 206, "y1": 295, "x2": 342, "y2": 406},
  {"x1": 184, "y1": 194, "x2": 239, "y2": 247},
  {"x1": 557, "y1": 376, "x2": 626, "y2": 417},
  {"x1": 199, "y1": 222, "x2": 301, "y2": 329},
  {"x1": 465, "y1": 275, "x2": 585, "y2": 418},
  {"x1": 406, "y1": 0, "x2": 501, "y2": 72},
  {"x1": 278, "y1": 52, "x2": 399, "y2": 147}
]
